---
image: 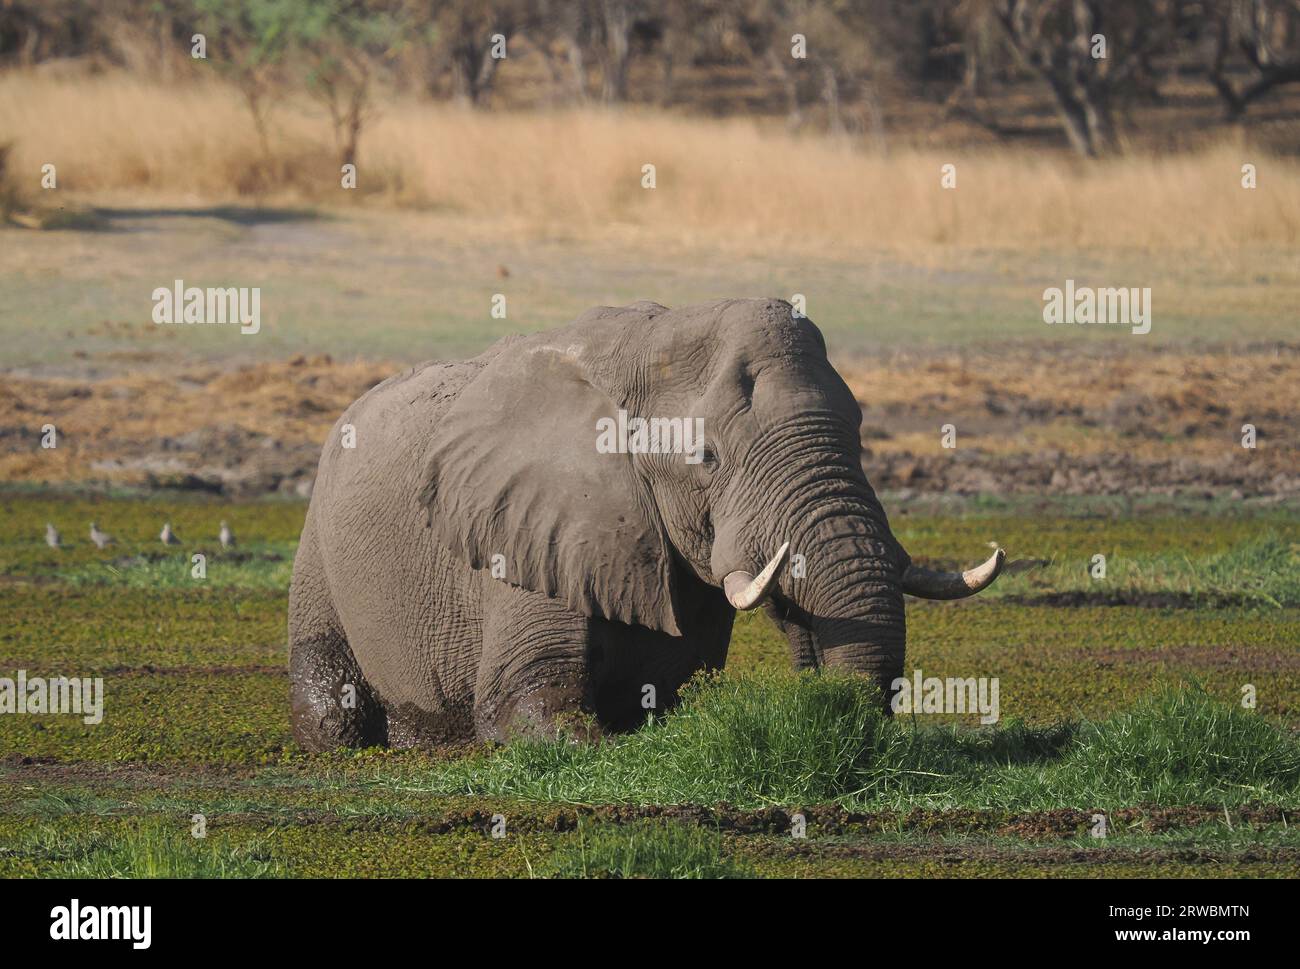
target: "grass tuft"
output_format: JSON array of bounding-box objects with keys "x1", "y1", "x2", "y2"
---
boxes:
[
  {"x1": 444, "y1": 670, "x2": 896, "y2": 806},
  {"x1": 1065, "y1": 687, "x2": 1300, "y2": 803},
  {"x1": 5, "y1": 822, "x2": 281, "y2": 878},
  {"x1": 423, "y1": 678, "x2": 1300, "y2": 811},
  {"x1": 1202, "y1": 534, "x2": 1300, "y2": 607},
  {"x1": 540, "y1": 820, "x2": 751, "y2": 879}
]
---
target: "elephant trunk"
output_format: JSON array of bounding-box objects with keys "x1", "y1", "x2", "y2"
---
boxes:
[
  {"x1": 793, "y1": 530, "x2": 908, "y2": 705},
  {"x1": 712, "y1": 422, "x2": 909, "y2": 703},
  {"x1": 755, "y1": 473, "x2": 910, "y2": 704},
  {"x1": 714, "y1": 414, "x2": 1002, "y2": 706}
]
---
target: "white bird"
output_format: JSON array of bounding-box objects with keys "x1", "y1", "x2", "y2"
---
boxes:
[
  {"x1": 89, "y1": 522, "x2": 114, "y2": 549},
  {"x1": 45, "y1": 522, "x2": 62, "y2": 548},
  {"x1": 160, "y1": 522, "x2": 181, "y2": 545},
  {"x1": 219, "y1": 520, "x2": 235, "y2": 549}
]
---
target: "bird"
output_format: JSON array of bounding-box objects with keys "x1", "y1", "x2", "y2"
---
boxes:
[
  {"x1": 160, "y1": 522, "x2": 181, "y2": 545},
  {"x1": 45, "y1": 523, "x2": 62, "y2": 548},
  {"x1": 89, "y1": 522, "x2": 114, "y2": 548},
  {"x1": 219, "y1": 520, "x2": 235, "y2": 549}
]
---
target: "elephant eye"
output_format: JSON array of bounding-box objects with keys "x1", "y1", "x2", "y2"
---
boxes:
[{"x1": 699, "y1": 445, "x2": 720, "y2": 470}]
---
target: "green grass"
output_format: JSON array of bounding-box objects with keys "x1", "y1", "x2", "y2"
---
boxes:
[
  {"x1": 57, "y1": 546, "x2": 295, "y2": 591},
  {"x1": 889, "y1": 499, "x2": 1300, "y2": 561},
  {"x1": 9, "y1": 492, "x2": 1297, "y2": 603},
  {"x1": 539, "y1": 820, "x2": 752, "y2": 879},
  {"x1": 4, "y1": 822, "x2": 281, "y2": 878},
  {"x1": 416, "y1": 675, "x2": 1300, "y2": 811},
  {"x1": 979, "y1": 532, "x2": 1300, "y2": 608},
  {"x1": 1063, "y1": 688, "x2": 1300, "y2": 804},
  {"x1": 1, "y1": 491, "x2": 1298, "y2": 767},
  {"x1": 0, "y1": 586, "x2": 288, "y2": 670},
  {"x1": 435, "y1": 671, "x2": 892, "y2": 807},
  {"x1": 3, "y1": 791, "x2": 1294, "y2": 878},
  {"x1": 1, "y1": 489, "x2": 1297, "y2": 877},
  {"x1": 0, "y1": 814, "x2": 556, "y2": 878},
  {"x1": 904, "y1": 602, "x2": 1300, "y2": 722},
  {"x1": 1, "y1": 491, "x2": 303, "y2": 588},
  {"x1": 817, "y1": 822, "x2": 1300, "y2": 852},
  {"x1": 6, "y1": 491, "x2": 1296, "y2": 602},
  {"x1": 4, "y1": 216, "x2": 1299, "y2": 371}
]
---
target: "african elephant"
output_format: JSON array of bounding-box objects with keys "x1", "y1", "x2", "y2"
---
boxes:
[{"x1": 288, "y1": 298, "x2": 1003, "y2": 749}]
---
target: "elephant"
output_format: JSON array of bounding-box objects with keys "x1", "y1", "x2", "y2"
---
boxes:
[{"x1": 288, "y1": 298, "x2": 1003, "y2": 749}]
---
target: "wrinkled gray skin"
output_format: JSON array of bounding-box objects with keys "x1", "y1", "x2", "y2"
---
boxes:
[{"x1": 290, "y1": 299, "x2": 942, "y2": 749}]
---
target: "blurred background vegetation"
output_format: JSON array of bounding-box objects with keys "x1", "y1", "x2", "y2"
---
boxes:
[
  {"x1": 1, "y1": 3, "x2": 1295, "y2": 493},
  {"x1": 2, "y1": 0, "x2": 1299, "y2": 165},
  {"x1": 4, "y1": 1, "x2": 1300, "y2": 255}
]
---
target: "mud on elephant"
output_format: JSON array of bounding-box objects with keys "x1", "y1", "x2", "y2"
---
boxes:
[{"x1": 288, "y1": 298, "x2": 1003, "y2": 749}]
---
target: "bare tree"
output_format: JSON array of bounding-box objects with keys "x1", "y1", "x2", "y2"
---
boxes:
[
  {"x1": 0, "y1": 0, "x2": 99, "y2": 68},
  {"x1": 597, "y1": 0, "x2": 637, "y2": 102},
  {"x1": 408, "y1": 0, "x2": 530, "y2": 107},
  {"x1": 654, "y1": 0, "x2": 700, "y2": 106},
  {"x1": 742, "y1": 1, "x2": 892, "y2": 137},
  {"x1": 991, "y1": 0, "x2": 1182, "y2": 157},
  {"x1": 1207, "y1": 0, "x2": 1300, "y2": 118},
  {"x1": 531, "y1": 0, "x2": 593, "y2": 103}
]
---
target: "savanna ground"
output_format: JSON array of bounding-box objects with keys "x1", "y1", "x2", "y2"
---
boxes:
[{"x1": 1, "y1": 73, "x2": 1298, "y2": 878}]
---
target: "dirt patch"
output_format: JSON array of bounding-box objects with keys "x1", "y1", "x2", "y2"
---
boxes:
[
  {"x1": 0, "y1": 755, "x2": 264, "y2": 786},
  {"x1": 751, "y1": 840, "x2": 1300, "y2": 867},
  {"x1": 2, "y1": 344, "x2": 1296, "y2": 497},
  {"x1": 0, "y1": 354, "x2": 391, "y2": 496},
  {"x1": 91, "y1": 664, "x2": 289, "y2": 678},
  {"x1": 3, "y1": 760, "x2": 1291, "y2": 839},
  {"x1": 846, "y1": 343, "x2": 1300, "y2": 498}
]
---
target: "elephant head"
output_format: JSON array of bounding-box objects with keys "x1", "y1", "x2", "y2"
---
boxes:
[{"x1": 418, "y1": 298, "x2": 1003, "y2": 705}]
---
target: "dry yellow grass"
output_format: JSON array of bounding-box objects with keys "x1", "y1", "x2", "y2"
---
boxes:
[{"x1": 2, "y1": 70, "x2": 1299, "y2": 256}]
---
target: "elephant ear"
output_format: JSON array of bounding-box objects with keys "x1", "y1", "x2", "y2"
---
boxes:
[{"x1": 418, "y1": 344, "x2": 683, "y2": 636}]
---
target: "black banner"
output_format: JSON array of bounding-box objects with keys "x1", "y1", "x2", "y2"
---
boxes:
[{"x1": 0, "y1": 877, "x2": 1277, "y2": 955}]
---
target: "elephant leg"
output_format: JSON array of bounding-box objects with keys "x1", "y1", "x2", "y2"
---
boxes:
[
  {"x1": 289, "y1": 519, "x2": 387, "y2": 750},
  {"x1": 383, "y1": 691, "x2": 475, "y2": 748},
  {"x1": 473, "y1": 583, "x2": 596, "y2": 742},
  {"x1": 588, "y1": 619, "x2": 721, "y2": 731}
]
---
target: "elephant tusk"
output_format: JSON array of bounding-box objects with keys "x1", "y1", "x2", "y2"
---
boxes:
[
  {"x1": 900, "y1": 547, "x2": 1005, "y2": 600},
  {"x1": 723, "y1": 542, "x2": 791, "y2": 610}
]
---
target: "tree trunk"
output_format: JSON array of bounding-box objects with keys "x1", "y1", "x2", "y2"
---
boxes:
[
  {"x1": 822, "y1": 65, "x2": 844, "y2": 135},
  {"x1": 567, "y1": 33, "x2": 588, "y2": 102},
  {"x1": 768, "y1": 48, "x2": 803, "y2": 129},
  {"x1": 601, "y1": 0, "x2": 632, "y2": 103},
  {"x1": 1045, "y1": 75, "x2": 1098, "y2": 156}
]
